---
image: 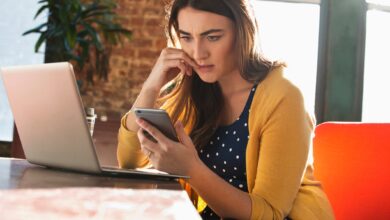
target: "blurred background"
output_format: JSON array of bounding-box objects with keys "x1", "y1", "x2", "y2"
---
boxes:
[{"x1": 1, "y1": 0, "x2": 389, "y2": 164}]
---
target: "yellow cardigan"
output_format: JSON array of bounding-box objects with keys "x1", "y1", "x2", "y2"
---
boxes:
[{"x1": 117, "y1": 67, "x2": 334, "y2": 220}]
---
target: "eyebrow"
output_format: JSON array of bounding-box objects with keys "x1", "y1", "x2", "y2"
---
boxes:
[{"x1": 178, "y1": 29, "x2": 224, "y2": 36}]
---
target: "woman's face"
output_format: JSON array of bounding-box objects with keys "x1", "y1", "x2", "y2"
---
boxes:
[{"x1": 177, "y1": 6, "x2": 238, "y2": 83}]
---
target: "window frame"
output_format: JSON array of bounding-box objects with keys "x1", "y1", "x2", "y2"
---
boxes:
[
  {"x1": 367, "y1": 2, "x2": 390, "y2": 12},
  {"x1": 315, "y1": 0, "x2": 368, "y2": 123}
]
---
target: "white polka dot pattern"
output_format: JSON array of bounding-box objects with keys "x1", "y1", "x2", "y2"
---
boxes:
[{"x1": 198, "y1": 84, "x2": 257, "y2": 219}]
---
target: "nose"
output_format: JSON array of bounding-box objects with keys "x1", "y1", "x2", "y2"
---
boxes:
[{"x1": 190, "y1": 40, "x2": 209, "y2": 63}]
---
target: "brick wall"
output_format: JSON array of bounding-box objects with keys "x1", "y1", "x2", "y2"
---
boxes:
[{"x1": 80, "y1": 0, "x2": 167, "y2": 119}]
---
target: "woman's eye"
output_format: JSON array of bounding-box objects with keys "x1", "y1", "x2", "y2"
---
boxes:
[
  {"x1": 207, "y1": 35, "x2": 221, "y2": 42},
  {"x1": 180, "y1": 36, "x2": 191, "y2": 42}
]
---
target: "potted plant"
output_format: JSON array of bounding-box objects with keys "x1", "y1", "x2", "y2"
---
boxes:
[{"x1": 23, "y1": 0, "x2": 131, "y2": 84}]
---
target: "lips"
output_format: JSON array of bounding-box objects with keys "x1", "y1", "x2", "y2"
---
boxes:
[{"x1": 197, "y1": 64, "x2": 214, "y2": 73}]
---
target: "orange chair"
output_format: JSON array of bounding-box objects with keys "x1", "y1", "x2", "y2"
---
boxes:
[{"x1": 313, "y1": 122, "x2": 390, "y2": 220}]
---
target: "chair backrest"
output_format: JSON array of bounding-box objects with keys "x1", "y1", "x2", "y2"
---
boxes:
[{"x1": 313, "y1": 122, "x2": 390, "y2": 220}]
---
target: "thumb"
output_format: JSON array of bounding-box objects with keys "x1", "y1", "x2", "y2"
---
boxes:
[{"x1": 175, "y1": 120, "x2": 192, "y2": 146}]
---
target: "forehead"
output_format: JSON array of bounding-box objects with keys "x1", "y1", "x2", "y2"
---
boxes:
[{"x1": 177, "y1": 6, "x2": 234, "y2": 34}]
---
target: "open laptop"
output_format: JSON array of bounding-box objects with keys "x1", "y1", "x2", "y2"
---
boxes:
[{"x1": 1, "y1": 62, "x2": 188, "y2": 180}]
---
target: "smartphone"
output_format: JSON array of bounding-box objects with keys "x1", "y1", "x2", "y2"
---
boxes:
[{"x1": 133, "y1": 108, "x2": 179, "y2": 142}]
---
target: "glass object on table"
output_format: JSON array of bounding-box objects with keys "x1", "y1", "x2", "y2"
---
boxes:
[{"x1": 86, "y1": 108, "x2": 97, "y2": 136}]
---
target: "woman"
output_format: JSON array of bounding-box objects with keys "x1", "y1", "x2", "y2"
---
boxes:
[{"x1": 117, "y1": 0, "x2": 334, "y2": 219}]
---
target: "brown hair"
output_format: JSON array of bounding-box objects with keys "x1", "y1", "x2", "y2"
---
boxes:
[{"x1": 160, "y1": 0, "x2": 281, "y2": 149}]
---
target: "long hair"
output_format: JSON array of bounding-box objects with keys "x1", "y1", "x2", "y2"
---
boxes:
[{"x1": 160, "y1": 0, "x2": 281, "y2": 149}]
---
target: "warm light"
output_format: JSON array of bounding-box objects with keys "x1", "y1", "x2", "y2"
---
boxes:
[
  {"x1": 362, "y1": 10, "x2": 390, "y2": 122},
  {"x1": 251, "y1": 0, "x2": 320, "y2": 113}
]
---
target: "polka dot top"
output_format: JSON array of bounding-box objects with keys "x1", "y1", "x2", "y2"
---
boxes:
[{"x1": 198, "y1": 84, "x2": 257, "y2": 219}]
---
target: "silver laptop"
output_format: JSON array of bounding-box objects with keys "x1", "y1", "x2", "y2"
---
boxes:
[{"x1": 1, "y1": 62, "x2": 188, "y2": 180}]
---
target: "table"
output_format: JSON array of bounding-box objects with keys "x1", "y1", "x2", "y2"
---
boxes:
[{"x1": 0, "y1": 158, "x2": 201, "y2": 220}]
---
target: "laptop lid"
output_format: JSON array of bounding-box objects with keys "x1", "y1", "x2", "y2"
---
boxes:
[{"x1": 1, "y1": 62, "x2": 102, "y2": 173}]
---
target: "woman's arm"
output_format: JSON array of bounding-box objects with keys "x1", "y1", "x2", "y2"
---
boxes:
[
  {"x1": 247, "y1": 80, "x2": 313, "y2": 219},
  {"x1": 117, "y1": 48, "x2": 197, "y2": 168},
  {"x1": 188, "y1": 160, "x2": 252, "y2": 219},
  {"x1": 125, "y1": 48, "x2": 197, "y2": 132},
  {"x1": 125, "y1": 87, "x2": 160, "y2": 132}
]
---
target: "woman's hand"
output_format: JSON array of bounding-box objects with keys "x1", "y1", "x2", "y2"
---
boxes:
[
  {"x1": 143, "y1": 48, "x2": 199, "y2": 93},
  {"x1": 125, "y1": 48, "x2": 197, "y2": 132},
  {"x1": 135, "y1": 118, "x2": 200, "y2": 176}
]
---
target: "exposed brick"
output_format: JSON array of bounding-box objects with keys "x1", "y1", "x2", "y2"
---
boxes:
[
  {"x1": 138, "y1": 49, "x2": 160, "y2": 59},
  {"x1": 80, "y1": 0, "x2": 167, "y2": 117},
  {"x1": 130, "y1": 17, "x2": 144, "y2": 27},
  {"x1": 131, "y1": 39, "x2": 153, "y2": 47},
  {"x1": 143, "y1": 7, "x2": 162, "y2": 16},
  {"x1": 154, "y1": 39, "x2": 167, "y2": 49},
  {"x1": 140, "y1": 27, "x2": 164, "y2": 37},
  {"x1": 145, "y1": 18, "x2": 162, "y2": 27}
]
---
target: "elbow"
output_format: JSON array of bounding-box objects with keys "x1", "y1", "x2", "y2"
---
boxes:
[{"x1": 249, "y1": 193, "x2": 286, "y2": 220}]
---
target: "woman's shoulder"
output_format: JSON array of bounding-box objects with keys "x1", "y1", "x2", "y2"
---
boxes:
[
  {"x1": 254, "y1": 66, "x2": 304, "y2": 102},
  {"x1": 249, "y1": 66, "x2": 313, "y2": 127}
]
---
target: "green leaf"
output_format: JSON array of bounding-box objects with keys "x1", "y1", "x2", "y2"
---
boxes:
[
  {"x1": 34, "y1": 34, "x2": 47, "y2": 52},
  {"x1": 81, "y1": 22, "x2": 104, "y2": 51},
  {"x1": 24, "y1": 0, "x2": 132, "y2": 83},
  {"x1": 77, "y1": 30, "x2": 89, "y2": 38},
  {"x1": 22, "y1": 23, "x2": 48, "y2": 36},
  {"x1": 46, "y1": 26, "x2": 64, "y2": 38},
  {"x1": 82, "y1": 5, "x2": 111, "y2": 17},
  {"x1": 34, "y1": 4, "x2": 49, "y2": 19},
  {"x1": 80, "y1": 43, "x2": 90, "y2": 63},
  {"x1": 84, "y1": 11, "x2": 115, "y2": 20},
  {"x1": 66, "y1": 27, "x2": 77, "y2": 49}
]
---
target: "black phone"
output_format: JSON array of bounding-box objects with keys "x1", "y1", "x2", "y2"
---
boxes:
[{"x1": 133, "y1": 108, "x2": 179, "y2": 142}]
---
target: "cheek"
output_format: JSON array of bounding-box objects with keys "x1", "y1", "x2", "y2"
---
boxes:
[{"x1": 216, "y1": 41, "x2": 237, "y2": 69}]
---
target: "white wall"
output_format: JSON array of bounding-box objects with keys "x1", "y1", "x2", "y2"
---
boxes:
[{"x1": 0, "y1": 0, "x2": 45, "y2": 141}]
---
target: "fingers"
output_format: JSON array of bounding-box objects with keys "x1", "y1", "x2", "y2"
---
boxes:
[
  {"x1": 137, "y1": 128, "x2": 159, "y2": 156},
  {"x1": 165, "y1": 51, "x2": 198, "y2": 68},
  {"x1": 174, "y1": 120, "x2": 193, "y2": 147},
  {"x1": 136, "y1": 118, "x2": 168, "y2": 146},
  {"x1": 164, "y1": 59, "x2": 188, "y2": 76},
  {"x1": 161, "y1": 48, "x2": 198, "y2": 76}
]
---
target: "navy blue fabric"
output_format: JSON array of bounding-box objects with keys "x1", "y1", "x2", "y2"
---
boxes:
[{"x1": 198, "y1": 84, "x2": 257, "y2": 219}]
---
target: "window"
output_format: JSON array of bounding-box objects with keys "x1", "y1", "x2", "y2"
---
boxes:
[
  {"x1": 251, "y1": 0, "x2": 321, "y2": 112},
  {"x1": 0, "y1": 0, "x2": 45, "y2": 141},
  {"x1": 362, "y1": 0, "x2": 390, "y2": 121}
]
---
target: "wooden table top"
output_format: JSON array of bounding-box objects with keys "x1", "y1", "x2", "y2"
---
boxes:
[{"x1": 0, "y1": 157, "x2": 200, "y2": 220}]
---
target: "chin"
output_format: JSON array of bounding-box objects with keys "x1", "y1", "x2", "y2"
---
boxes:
[{"x1": 197, "y1": 74, "x2": 218, "y2": 84}]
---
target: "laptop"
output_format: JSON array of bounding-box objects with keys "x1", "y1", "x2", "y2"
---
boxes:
[{"x1": 1, "y1": 62, "x2": 188, "y2": 180}]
